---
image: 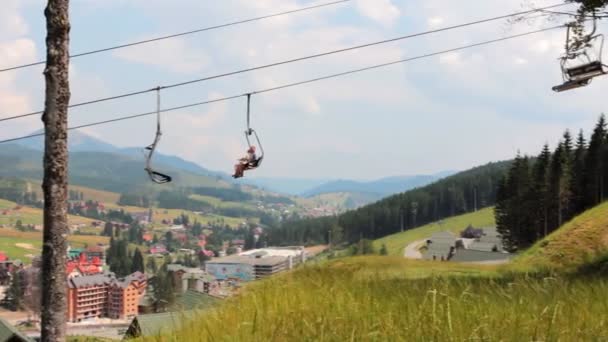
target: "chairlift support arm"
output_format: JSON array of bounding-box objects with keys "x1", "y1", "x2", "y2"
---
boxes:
[{"x1": 144, "y1": 87, "x2": 172, "y2": 184}]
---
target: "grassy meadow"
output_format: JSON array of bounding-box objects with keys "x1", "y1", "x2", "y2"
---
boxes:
[
  {"x1": 0, "y1": 198, "x2": 95, "y2": 226},
  {"x1": 513, "y1": 201, "x2": 608, "y2": 272},
  {"x1": 373, "y1": 207, "x2": 496, "y2": 255},
  {"x1": 141, "y1": 256, "x2": 608, "y2": 341},
  {"x1": 0, "y1": 228, "x2": 109, "y2": 261}
]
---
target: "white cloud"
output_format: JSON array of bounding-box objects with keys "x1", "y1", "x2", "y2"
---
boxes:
[
  {"x1": 0, "y1": 0, "x2": 29, "y2": 37},
  {"x1": 355, "y1": 0, "x2": 401, "y2": 26},
  {"x1": 428, "y1": 16, "x2": 444, "y2": 27},
  {"x1": 113, "y1": 37, "x2": 211, "y2": 74}
]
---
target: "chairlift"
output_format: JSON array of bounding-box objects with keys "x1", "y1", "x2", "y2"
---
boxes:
[
  {"x1": 144, "y1": 88, "x2": 172, "y2": 184},
  {"x1": 553, "y1": 18, "x2": 607, "y2": 92},
  {"x1": 244, "y1": 94, "x2": 264, "y2": 169},
  {"x1": 233, "y1": 94, "x2": 264, "y2": 179}
]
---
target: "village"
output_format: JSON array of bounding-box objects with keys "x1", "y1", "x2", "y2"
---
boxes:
[{"x1": 0, "y1": 219, "x2": 324, "y2": 340}]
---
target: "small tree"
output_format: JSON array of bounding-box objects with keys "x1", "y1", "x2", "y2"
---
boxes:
[
  {"x1": 102, "y1": 222, "x2": 113, "y2": 237},
  {"x1": 146, "y1": 257, "x2": 158, "y2": 274},
  {"x1": 6, "y1": 270, "x2": 24, "y2": 311},
  {"x1": 379, "y1": 244, "x2": 388, "y2": 255},
  {"x1": 153, "y1": 266, "x2": 175, "y2": 312},
  {"x1": 131, "y1": 248, "x2": 145, "y2": 273}
]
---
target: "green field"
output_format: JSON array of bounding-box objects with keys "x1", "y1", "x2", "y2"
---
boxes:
[
  {"x1": 0, "y1": 198, "x2": 96, "y2": 227},
  {"x1": 373, "y1": 207, "x2": 496, "y2": 255},
  {"x1": 0, "y1": 236, "x2": 42, "y2": 261},
  {"x1": 0, "y1": 228, "x2": 109, "y2": 262},
  {"x1": 141, "y1": 256, "x2": 608, "y2": 341}
]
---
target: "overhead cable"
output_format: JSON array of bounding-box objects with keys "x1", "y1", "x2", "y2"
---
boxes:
[
  {"x1": 0, "y1": 25, "x2": 565, "y2": 144},
  {"x1": 0, "y1": 3, "x2": 569, "y2": 123},
  {"x1": 0, "y1": 0, "x2": 351, "y2": 73}
]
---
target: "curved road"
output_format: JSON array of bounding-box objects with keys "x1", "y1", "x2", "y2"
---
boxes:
[{"x1": 403, "y1": 239, "x2": 425, "y2": 259}]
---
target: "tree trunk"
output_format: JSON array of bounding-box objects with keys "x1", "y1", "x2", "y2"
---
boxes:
[{"x1": 41, "y1": 0, "x2": 70, "y2": 341}]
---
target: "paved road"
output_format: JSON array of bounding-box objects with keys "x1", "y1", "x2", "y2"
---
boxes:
[{"x1": 403, "y1": 240, "x2": 426, "y2": 259}]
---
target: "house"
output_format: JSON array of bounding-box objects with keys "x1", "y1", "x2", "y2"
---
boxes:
[
  {"x1": 66, "y1": 252, "x2": 104, "y2": 278},
  {"x1": 0, "y1": 252, "x2": 7, "y2": 263},
  {"x1": 149, "y1": 245, "x2": 168, "y2": 255},
  {"x1": 142, "y1": 233, "x2": 154, "y2": 243},
  {"x1": 67, "y1": 248, "x2": 84, "y2": 260},
  {"x1": 0, "y1": 317, "x2": 32, "y2": 342},
  {"x1": 450, "y1": 227, "x2": 510, "y2": 263},
  {"x1": 166, "y1": 265, "x2": 215, "y2": 294},
  {"x1": 460, "y1": 225, "x2": 484, "y2": 239},
  {"x1": 423, "y1": 232, "x2": 457, "y2": 261},
  {"x1": 85, "y1": 246, "x2": 105, "y2": 261},
  {"x1": 230, "y1": 239, "x2": 245, "y2": 249}
]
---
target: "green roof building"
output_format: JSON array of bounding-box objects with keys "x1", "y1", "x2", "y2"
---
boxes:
[{"x1": 0, "y1": 318, "x2": 32, "y2": 342}]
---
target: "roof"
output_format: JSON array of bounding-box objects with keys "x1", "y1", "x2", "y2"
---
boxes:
[
  {"x1": 171, "y1": 290, "x2": 219, "y2": 311},
  {"x1": 69, "y1": 271, "x2": 145, "y2": 289},
  {"x1": 206, "y1": 254, "x2": 288, "y2": 267},
  {"x1": 450, "y1": 250, "x2": 511, "y2": 263},
  {"x1": 0, "y1": 252, "x2": 7, "y2": 262},
  {"x1": 240, "y1": 247, "x2": 304, "y2": 258},
  {"x1": 68, "y1": 272, "x2": 115, "y2": 288},
  {"x1": 125, "y1": 311, "x2": 197, "y2": 338},
  {"x1": 468, "y1": 242, "x2": 499, "y2": 252},
  {"x1": 0, "y1": 318, "x2": 32, "y2": 342}
]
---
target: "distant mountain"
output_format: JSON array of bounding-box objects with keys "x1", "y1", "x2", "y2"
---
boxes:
[
  {"x1": 15, "y1": 130, "x2": 232, "y2": 180},
  {"x1": 118, "y1": 148, "x2": 231, "y2": 180},
  {"x1": 0, "y1": 144, "x2": 231, "y2": 193},
  {"x1": 302, "y1": 171, "x2": 457, "y2": 198},
  {"x1": 17, "y1": 129, "x2": 120, "y2": 153},
  {"x1": 243, "y1": 178, "x2": 332, "y2": 195}
]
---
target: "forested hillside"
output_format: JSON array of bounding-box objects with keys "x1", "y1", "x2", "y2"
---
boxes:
[
  {"x1": 496, "y1": 115, "x2": 608, "y2": 251},
  {"x1": 268, "y1": 161, "x2": 509, "y2": 245}
]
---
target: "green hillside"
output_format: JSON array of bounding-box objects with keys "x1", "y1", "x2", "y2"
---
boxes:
[
  {"x1": 0, "y1": 144, "x2": 229, "y2": 193},
  {"x1": 513, "y1": 201, "x2": 608, "y2": 272},
  {"x1": 373, "y1": 207, "x2": 495, "y2": 255},
  {"x1": 141, "y1": 257, "x2": 608, "y2": 341}
]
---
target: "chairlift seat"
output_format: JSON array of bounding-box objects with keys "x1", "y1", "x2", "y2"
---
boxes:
[
  {"x1": 566, "y1": 61, "x2": 606, "y2": 80},
  {"x1": 552, "y1": 78, "x2": 591, "y2": 92},
  {"x1": 145, "y1": 169, "x2": 172, "y2": 184}
]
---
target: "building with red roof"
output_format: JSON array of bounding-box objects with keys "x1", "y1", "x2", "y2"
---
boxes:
[{"x1": 66, "y1": 252, "x2": 104, "y2": 278}]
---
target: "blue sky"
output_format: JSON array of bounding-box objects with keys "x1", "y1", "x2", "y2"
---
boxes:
[{"x1": 1, "y1": 0, "x2": 607, "y2": 179}]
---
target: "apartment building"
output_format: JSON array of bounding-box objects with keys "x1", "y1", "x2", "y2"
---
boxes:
[
  {"x1": 67, "y1": 271, "x2": 147, "y2": 322},
  {"x1": 206, "y1": 247, "x2": 307, "y2": 281}
]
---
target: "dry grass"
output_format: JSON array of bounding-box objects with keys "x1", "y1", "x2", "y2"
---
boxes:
[
  {"x1": 513, "y1": 201, "x2": 608, "y2": 272},
  {"x1": 140, "y1": 257, "x2": 608, "y2": 342}
]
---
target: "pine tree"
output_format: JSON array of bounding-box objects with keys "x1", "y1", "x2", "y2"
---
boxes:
[
  {"x1": 244, "y1": 231, "x2": 256, "y2": 250},
  {"x1": 571, "y1": 130, "x2": 587, "y2": 214},
  {"x1": 102, "y1": 222, "x2": 113, "y2": 237},
  {"x1": 6, "y1": 270, "x2": 24, "y2": 311},
  {"x1": 154, "y1": 266, "x2": 175, "y2": 312},
  {"x1": 131, "y1": 248, "x2": 144, "y2": 273},
  {"x1": 530, "y1": 144, "x2": 551, "y2": 238},
  {"x1": 584, "y1": 115, "x2": 607, "y2": 206},
  {"x1": 548, "y1": 143, "x2": 566, "y2": 230}
]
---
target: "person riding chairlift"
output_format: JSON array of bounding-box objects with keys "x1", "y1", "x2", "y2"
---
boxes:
[{"x1": 233, "y1": 145, "x2": 257, "y2": 178}]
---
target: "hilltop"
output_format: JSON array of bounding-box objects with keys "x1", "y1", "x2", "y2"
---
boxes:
[{"x1": 513, "y1": 201, "x2": 608, "y2": 272}]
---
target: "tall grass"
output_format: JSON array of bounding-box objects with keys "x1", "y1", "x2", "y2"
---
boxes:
[{"x1": 142, "y1": 257, "x2": 608, "y2": 341}]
